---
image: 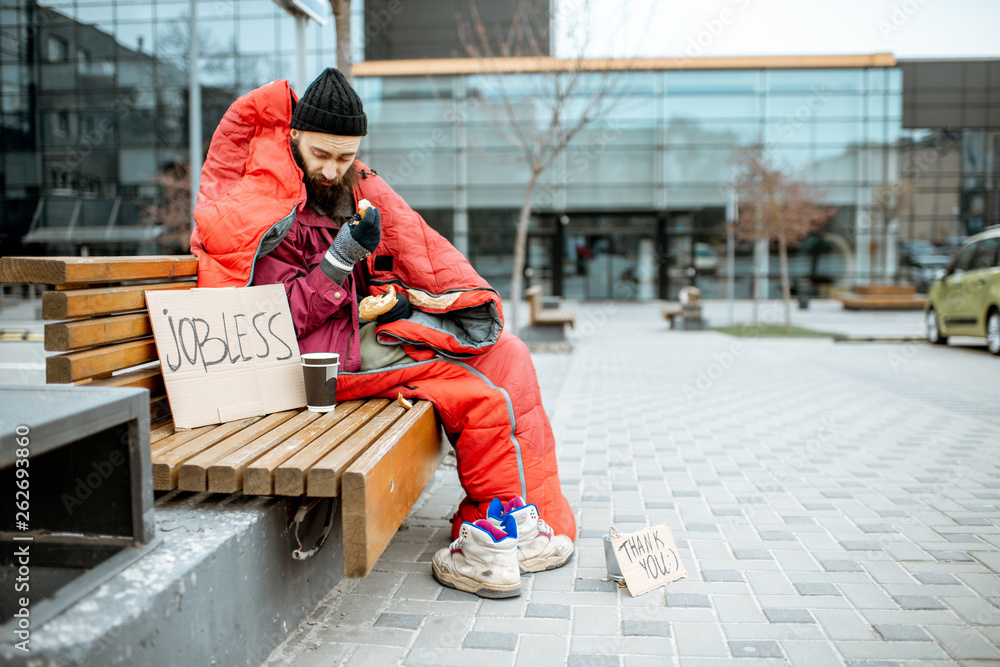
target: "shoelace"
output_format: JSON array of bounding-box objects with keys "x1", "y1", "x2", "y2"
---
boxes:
[{"x1": 536, "y1": 518, "x2": 554, "y2": 538}]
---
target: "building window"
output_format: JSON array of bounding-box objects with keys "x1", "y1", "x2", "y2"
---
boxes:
[
  {"x1": 51, "y1": 111, "x2": 69, "y2": 137},
  {"x1": 77, "y1": 47, "x2": 90, "y2": 74},
  {"x1": 47, "y1": 35, "x2": 68, "y2": 62}
]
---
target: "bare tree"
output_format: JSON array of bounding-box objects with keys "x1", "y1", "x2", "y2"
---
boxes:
[
  {"x1": 870, "y1": 179, "x2": 912, "y2": 283},
  {"x1": 733, "y1": 146, "x2": 835, "y2": 331},
  {"x1": 329, "y1": 0, "x2": 353, "y2": 81},
  {"x1": 456, "y1": 0, "x2": 629, "y2": 333}
]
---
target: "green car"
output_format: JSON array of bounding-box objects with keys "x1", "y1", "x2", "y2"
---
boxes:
[{"x1": 925, "y1": 226, "x2": 1000, "y2": 355}]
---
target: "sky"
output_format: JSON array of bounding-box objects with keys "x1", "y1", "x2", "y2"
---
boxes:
[{"x1": 555, "y1": 0, "x2": 1000, "y2": 61}]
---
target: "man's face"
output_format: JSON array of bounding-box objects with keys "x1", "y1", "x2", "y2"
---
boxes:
[
  {"x1": 290, "y1": 129, "x2": 362, "y2": 184},
  {"x1": 290, "y1": 129, "x2": 362, "y2": 214}
]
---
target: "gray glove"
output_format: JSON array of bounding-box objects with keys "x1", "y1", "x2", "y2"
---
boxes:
[{"x1": 320, "y1": 207, "x2": 381, "y2": 285}]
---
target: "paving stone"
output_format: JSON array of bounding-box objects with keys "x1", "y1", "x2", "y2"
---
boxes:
[
  {"x1": 345, "y1": 645, "x2": 408, "y2": 666},
  {"x1": 794, "y1": 582, "x2": 840, "y2": 596},
  {"x1": 572, "y1": 605, "x2": 620, "y2": 636},
  {"x1": 763, "y1": 608, "x2": 815, "y2": 623},
  {"x1": 820, "y1": 560, "x2": 864, "y2": 572},
  {"x1": 374, "y1": 612, "x2": 425, "y2": 630},
  {"x1": 925, "y1": 625, "x2": 1000, "y2": 660},
  {"x1": 728, "y1": 640, "x2": 784, "y2": 659},
  {"x1": 839, "y1": 541, "x2": 881, "y2": 551},
  {"x1": 514, "y1": 634, "x2": 568, "y2": 667},
  {"x1": 892, "y1": 595, "x2": 946, "y2": 610},
  {"x1": 674, "y1": 622, "x2": 728, "y2": 657},
  {"x1": 665, "y1": 593, "x2": 712, "y2": 608},
  {"x1": 812, "y1": 609, "x2": 877, "y2": 641},
  {"x1": 622, "y1": 620, "x2": 671, "y2": 637},
  {"x1": 928, "y1": 550, "x2": 976, "y2": 561},
  {"x1": 463, "y1": 631, "x2": 519, "y2": 651},
  {"x1": 780, "y1": 639, "x2": 843, "y2": 667},
  {"x1": 566, "y1": 654, "x2": 620, "y2": 667},
  {"x1": 701, "y1": 569, "x2": 744, "y2": 582},
  {"x1": 734, "y1": 549, "x2": 774, "y2": 560},
  {"x1": 873, "y1": 624, "x2": 931, "y2": 641},
  {"x1": 760, "y1": 531, "x2": 796, "y2": 541},
  {"x1": 913, "y1": 573, "x2": 960, "y2": 585},
  {"x1": 525, "y1": 603, "x2": 571, "y2": 620}
]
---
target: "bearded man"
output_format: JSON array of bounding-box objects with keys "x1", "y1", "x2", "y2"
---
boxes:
[{"x1": 190, "y1": 68, "x2": 575, "y2": 598}]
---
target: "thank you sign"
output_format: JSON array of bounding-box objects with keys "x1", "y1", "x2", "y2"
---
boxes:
[
  {"x1": 145, "y1": 285, "x2": 306, "y2": 428},
  {"x1": 610, "y1": 523, "x2": 687, "y2": 596}
]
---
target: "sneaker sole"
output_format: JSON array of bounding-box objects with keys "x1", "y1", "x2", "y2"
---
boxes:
[
  {"x1": 432, "y1": 562, "x2": 521, "y2": 599},
  {"x1": 519, "y1": 549, "x2": 574, "y2": 574}
]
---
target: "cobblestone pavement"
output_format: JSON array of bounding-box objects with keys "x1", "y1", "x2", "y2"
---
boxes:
[{"x1": 265, "y1": 301, "x2": 1000, "y2": 666}]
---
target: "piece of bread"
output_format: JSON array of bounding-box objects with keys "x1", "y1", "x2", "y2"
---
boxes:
[
  {"x1": 352, "y1": 199, "x2": 371, "y2": 226},
  {"x1": 359, "y1": 284, "x2": 397, "y2": 320}
]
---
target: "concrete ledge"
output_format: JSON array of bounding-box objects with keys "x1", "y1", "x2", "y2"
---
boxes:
[
  {"x1": 517, "y1": 322, "x2": 569, "y2": 343},
  {"x1": 0, "y1": 492, "x2": 342, "y2": 667}
]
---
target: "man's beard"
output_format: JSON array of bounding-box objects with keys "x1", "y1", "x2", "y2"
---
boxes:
[{"x1": 290, "y1": 138, "x2": 357, "y2": 216}]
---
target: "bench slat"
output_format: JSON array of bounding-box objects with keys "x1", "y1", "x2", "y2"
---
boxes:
[
  {"x1": 0, "y1": 255, "x2": 197, "y2": 286},
  {"x1": 273, "y1": 400, "x2": 389, "y2": 497},
  {"x1": 307, "y1": 403, "x2": 407, "y2": 497},
  {"x1": 42, "y1": 281, "x2": 195, "y2": 319},
  {"x1": 45, "y1": 312, "x2": 153, "y2": 351},
  {"x1": 47, "y1": 338, "x2": 158, "y2": 384},
  {"x1": 206, "y1": 410, "x2": 323, "y2": 494},
  {"x1": 152, "y1": 424, "x2": 218, "y2": 456},
  {"x1": 342, "y1": 402, "x2": 443, "y2": 577},
  {"x1": 87, "y1": 366, "x2": 164, "y2": 395},
  {"x1": 153, "y1": 417, "x2": 263, "y2": 490},
  {"x1": 177, "y1": 411, "x2": 299, "y2": 492},
  {"x1": 244, "y1": 401, "x2": 364, "y2": 496}
]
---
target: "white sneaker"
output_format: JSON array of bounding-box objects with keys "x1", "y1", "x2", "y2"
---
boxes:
[
  {"x1": 487, "y1": 497, "x2": 575, "y2": 573},
  {"x1": 432, "y1": 515, "x2": 521, "y2": 598}
]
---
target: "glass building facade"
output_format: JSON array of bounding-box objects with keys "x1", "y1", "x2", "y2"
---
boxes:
[
  {"x1": 3, "y1": 1, "x2": 992, "y2": 300},
  {"x1": 355, "y1": 62, "x2": 902, "y2": 298}
]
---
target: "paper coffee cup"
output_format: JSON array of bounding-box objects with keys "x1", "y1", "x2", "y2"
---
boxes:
[{"x1": 301, "y1": 352, "x2": 340, "y2": 413}]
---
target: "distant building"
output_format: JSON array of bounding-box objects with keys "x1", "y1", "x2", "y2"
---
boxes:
[{"x1": 1, "y1": 1, "x2": 997, "y2": 299}]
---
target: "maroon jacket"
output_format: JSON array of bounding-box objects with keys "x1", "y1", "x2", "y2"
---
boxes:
[{"x1": 251, "y1": 206, "x2": 364, "y2": 370}]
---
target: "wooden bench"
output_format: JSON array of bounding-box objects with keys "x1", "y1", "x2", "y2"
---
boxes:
[
  {"x1": 0, "y1": 255, "x2": 445, "y2": 578},
  {"x1": 833, "y1": 284, "x2": 927, "y2": 310},
  {"x1": 661, "y1": 303, "x2": 683, "y2": 328},
  {"x1": 525, "y1": 285, "x2": 576, "y2": 328}
]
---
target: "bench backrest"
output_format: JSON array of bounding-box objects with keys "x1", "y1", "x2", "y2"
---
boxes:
[
  {"x1": 524, "y1": 285, "x2": 543, "y2": 319},
  {"x1": 0, "y1": 256, "x2": 198, "y2": 424}
]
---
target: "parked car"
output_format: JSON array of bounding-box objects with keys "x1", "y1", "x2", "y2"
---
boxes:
[
  {"x1": 925, "y1": 226, "x2": 1000, "y2": 354},
  {"x1": 694, "y1": 243, "x2": 719, "y2": 273},
  {"x1": 902, "y1": 254, "x2": 950, "y2": 292},
  {"x1": 899, "y1": 239, "x2": 938, "y2": 264}
]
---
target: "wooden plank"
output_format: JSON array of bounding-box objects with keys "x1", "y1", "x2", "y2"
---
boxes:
[
  {"x1": 207, "y1": 410, "x2": 323, "y2": 494},
  {"x1": 150, "y1": 422, "x2": 176, "y2": 445},
  {"x1": 273, "y1": 400, "x2": 389, "y2": 497},
  {"x1": 342, "y1": 402, "x2": 442, "y2": 577},
  {"x1": 306, "y1": 403, "x2": 407, "y2": 497},
  {"x1": 42, "y1": 281, "x2": 194, "y2": 319},
  {"x1": 856, "y1": 284, "x2": 917, "y2": 296},
  {"x1": 46, "y1": 338, "x2": 158, "y2": 383},
  {"x1": 88, "y1": 366, "x2": 164, "y2": 394},
  {"x1": 152, "y1": 417, "x2": 262, "y2": 490},
  {"x1": 45, "y1": 312, "x2": 152, "y2": 351},
  {"x1": 176, "y1": 411, "x2": 299, "y2": 492},
  {"x1": 244, "y1": 400, "x2": 364, "y2": 495},
  {"x1": 151, "y1": 423, "x2": 218, "y2": 457},
  {"x1": 354, "y1": 53, "x2": 897, "y2": 78},
  {"x1": 0, "y1": 255, "x2": 197, "y2": 286}
]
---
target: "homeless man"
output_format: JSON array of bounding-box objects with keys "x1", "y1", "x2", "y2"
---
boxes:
[{"x1": 190, "y1": 68, "x2": 575, "y2": 597}]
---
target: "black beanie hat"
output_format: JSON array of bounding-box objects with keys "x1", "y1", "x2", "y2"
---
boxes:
[{"x1": 291, "y1": 68, "x2": 367, "y2": 137}]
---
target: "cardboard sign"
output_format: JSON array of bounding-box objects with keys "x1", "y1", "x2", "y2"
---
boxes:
[
  {"x1": 145, "y1": 285, "x2": 307, "y2": 428},
  {"x1": 611, "y1": 523, "x2": 687, "y2": 596}
]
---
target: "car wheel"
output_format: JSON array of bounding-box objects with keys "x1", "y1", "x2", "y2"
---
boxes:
[
  {"x1": 987, "y1": 310, "x2": 1000, "y2": 356},
  {"x1": 926, "y1": 308, "x2": 948, "y2": 345}
]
